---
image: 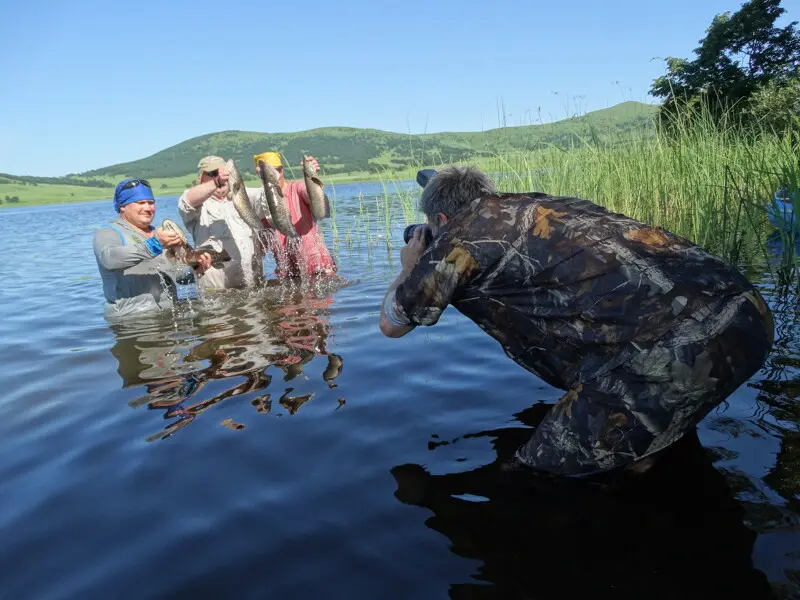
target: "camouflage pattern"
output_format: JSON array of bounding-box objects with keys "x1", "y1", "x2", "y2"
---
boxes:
[{"x1": 385, "y1": 192, "x2": 775, "y2": 476}]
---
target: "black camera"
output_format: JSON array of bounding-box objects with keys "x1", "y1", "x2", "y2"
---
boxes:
[
  {"x1": 403, "y1": 223, "x2": 433, "y2": 245},
  {"x1": 403, "y1": 169, "x2": 438, "y2": 246}
]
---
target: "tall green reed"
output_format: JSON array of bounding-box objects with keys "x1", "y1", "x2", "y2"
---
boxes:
[{"x1": 321, "y1": 101, "x2": 799, "y2": 286}]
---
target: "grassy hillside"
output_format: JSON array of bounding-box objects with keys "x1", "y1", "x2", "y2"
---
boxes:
[
  {"x1": 0, "y1": 101, "x2": 658, "y2": 207},
  {"x1": 80, "y1": 101, "x2": 657, "y2": 179}
]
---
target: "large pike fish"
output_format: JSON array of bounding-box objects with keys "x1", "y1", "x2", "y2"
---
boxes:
[
  {"x1": 226, "y1": 159, "x2": 267, "y2": 232},
  {"x1": 302, "y1": 157, "x2": 329, "y2": 220},
  {"x1": 161, "y1": 219, "x2": 231, "y2": 268},
  {"x1": 257, "y1": 160, "x2": 299, "y2": 238}
]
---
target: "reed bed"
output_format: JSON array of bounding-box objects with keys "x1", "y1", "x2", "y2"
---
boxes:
[{"x1": 324, "y1": 104, "x2": 799, "y2": 288}]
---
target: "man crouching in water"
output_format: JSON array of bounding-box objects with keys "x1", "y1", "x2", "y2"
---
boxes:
[{"x1": 379, "y1": 165, "x2": 774, "y2": 478}]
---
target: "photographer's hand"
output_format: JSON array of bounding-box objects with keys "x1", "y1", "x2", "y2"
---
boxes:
[
  {"x1": 379, "y1": 226, "x2": 429, "y2": 338},
  {"x1": 400, "y1": 224, "x2": 429, "y2": 272}
]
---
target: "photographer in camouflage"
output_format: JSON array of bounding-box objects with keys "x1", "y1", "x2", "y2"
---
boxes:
[{"x1": 379, "y1": 165, "x2": 774, "y2": 478}]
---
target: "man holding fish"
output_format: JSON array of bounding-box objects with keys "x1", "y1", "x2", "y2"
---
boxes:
[
  {"x1": 93, "y1": 178, "x2": 215, "y2": 320},
  {"x1": 178, "y1": 152, "x2": 336, "y2": 291},
  {"x1": 178, "y1": 155, "x2": 269, "y2": 292},
  {"x1": 379, "y1": 165, "x2": 775, "y2": 480},
  {"x1": 253, "y1": 151, "x2": 337, "y2": 279}
]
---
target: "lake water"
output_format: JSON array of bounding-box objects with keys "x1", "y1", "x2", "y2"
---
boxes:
[{"x1": 1, "y1": 181, "x2": 798, "y2": 600}]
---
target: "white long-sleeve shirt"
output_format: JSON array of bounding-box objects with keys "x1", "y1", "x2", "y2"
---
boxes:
[{"x1": 178, "y1": 187, "x2": 267, "y2": 291}]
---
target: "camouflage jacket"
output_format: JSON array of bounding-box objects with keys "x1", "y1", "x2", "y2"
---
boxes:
[{"x1": 384, "y1": 192, "x2": 758, "y2": 389}]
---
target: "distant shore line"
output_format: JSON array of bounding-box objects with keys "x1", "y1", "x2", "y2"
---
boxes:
[{"x1": 0, "y1": 171, "x2": 420, "y2": 209}]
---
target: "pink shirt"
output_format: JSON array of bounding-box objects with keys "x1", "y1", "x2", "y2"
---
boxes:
[{"x1": 261, "y1": 180, "x2": 337, "y2": 278}]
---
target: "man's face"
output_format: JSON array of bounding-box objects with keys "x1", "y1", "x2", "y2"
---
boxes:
[
  {"x1": 427, "y1": 212, "x2": 447, "y2": 237},
  {"x1": 201, "y1": 169, "x2": 230, "y2": 199},
  {"x1": 120, "y1": 200, "x2": 155, "y2": 229}
]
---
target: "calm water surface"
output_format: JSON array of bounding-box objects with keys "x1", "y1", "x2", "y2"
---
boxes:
[{"x1": 1, "y1": 182, "x2": 799, "y2": 600}]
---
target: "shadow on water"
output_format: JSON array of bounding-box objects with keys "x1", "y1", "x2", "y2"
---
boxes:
[
  {"x1": 391, "y1": 407, "x2": 777, "y2": 600},
  {"x1": 108, "y1": 278, "x2": 347, "y2": 442}
]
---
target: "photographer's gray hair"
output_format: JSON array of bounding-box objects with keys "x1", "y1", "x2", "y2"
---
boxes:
[{"x1": 419, "y1": 165, "x2": 497, "y2": 220}]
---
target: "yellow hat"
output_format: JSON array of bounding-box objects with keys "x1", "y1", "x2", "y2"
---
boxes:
[
  {"x1": 253, "y1": 151, "x2": 283, "y2": 169},
  {"x1": 197, "y1": 155, "x2": 226, "y2": 178}
]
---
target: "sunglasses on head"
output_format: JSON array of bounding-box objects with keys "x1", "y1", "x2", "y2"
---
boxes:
[{"x1": 121, "y1": 179, "x2": 151, "y2": 190}]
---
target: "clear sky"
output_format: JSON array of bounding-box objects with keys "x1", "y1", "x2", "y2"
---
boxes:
[{"x1": 1, "y1": 0, "x2": 797, "y2": 176}]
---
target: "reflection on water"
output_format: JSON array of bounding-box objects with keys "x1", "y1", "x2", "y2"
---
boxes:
[
  {"x1": 392, "y1": 407, "x2": 775, "y2": 600},
  {"x1": 109, "y1": 278, "x2": 347, "y2": 441},
  {"x1": 385, "y1": 223, "x2": 800, "y2": 599},
  {"x1": 1, "y1": 192, "x2": 800, "y2": 599}
]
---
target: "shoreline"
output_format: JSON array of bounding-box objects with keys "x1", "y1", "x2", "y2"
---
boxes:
[{"x1": 0, "y1": 172, "x2": 417, "y2": 209}]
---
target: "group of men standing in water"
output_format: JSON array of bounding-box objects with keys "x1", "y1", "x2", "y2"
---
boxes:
[{"x1": 92, "y1": 151, "x2": 337, "y2": 320}]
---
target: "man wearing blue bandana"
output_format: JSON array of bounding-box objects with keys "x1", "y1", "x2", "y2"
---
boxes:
[{"x1": 93, "y1": 178, "x2": 212, "y2": 320}]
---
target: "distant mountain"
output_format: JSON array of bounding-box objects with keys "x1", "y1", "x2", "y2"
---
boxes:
[
  {"x1": 0, "y1": 172, "x2": 113, "y2": 188},
  {"x1": 73, "y1": 101, "x2": 657, "y2": 180}
]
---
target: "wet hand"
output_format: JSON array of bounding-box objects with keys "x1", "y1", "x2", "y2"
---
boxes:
[
  {"x1": 194, "y1": 252, "x2": 213, "y2": 273},
  {"x1": 400, "y1": 225, "x2": 429, "y2": 272},
  {"x1": 154, "y1": 227, "x2": 184, "y2": 249},
  {"x1": 302, "y1": 155, "x2": 320, "y2": 173}
]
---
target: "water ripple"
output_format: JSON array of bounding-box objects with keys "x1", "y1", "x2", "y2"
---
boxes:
[{"x1": 1, "y1": 187, "x2": 799, "y2": 598}]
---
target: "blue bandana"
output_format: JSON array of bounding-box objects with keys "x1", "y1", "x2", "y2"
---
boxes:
[{"x1": 114, "y1": 179, "x2": 155, "y2": 212}]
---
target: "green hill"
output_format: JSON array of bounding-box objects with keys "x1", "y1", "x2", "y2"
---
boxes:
[
  {"x1": 0, "y1": 101, "x2": 659, "y2": 207},
  {"x1": 79, "y1": 101, "x2": 658, "y2": 180}
]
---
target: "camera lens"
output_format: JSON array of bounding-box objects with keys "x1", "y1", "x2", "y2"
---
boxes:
[{"x1": 403, "y1": 224, "x2": 434, "y2": 246}]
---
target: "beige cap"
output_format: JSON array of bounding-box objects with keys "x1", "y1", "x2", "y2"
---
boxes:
[{"x1": 197, "y1": 155, "x2": 226, "y2": 178}]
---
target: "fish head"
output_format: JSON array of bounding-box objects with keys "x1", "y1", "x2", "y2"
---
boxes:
[
  {"x1": 225, "y1": 159, "x2": 243, "y2": 192},
  {"x1": 255, "y1": 159, "x2": 280, "y2": 185},
  {"x1": 261, "y1": 162, "x2": 281, "y2": 187},
  {"x1": 161, "y1": 219, "x2": 188, "y2": 245},
  {"x1": 225, "y1": 159, "x2": 239, "y2": 181},
  {"x1": 302, "y1": 159, "x2": 316, "y2": 179}
]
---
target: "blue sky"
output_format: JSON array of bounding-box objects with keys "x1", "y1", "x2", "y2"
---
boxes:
[{"x1": 2, "y1": 0, "x2": 797, "y2": 176}]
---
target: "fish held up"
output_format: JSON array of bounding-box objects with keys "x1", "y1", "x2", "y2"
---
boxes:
[
  {"x1": 257, "y1": 160, "x2": 299, "y2": 239},
  {"x1": 226, "y1": 159, "x2": 268, "y2": 233},
  {"x1": 302, "y1": 156, "x2": 329, "y2": 221},
  {"x1": 161, "y1": 218, "x2": 231, "y2": 268}
]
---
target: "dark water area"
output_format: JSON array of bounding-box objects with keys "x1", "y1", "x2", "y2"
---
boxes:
[{"x1": 0, "y1": 183, "x2": 799, "y2": 600}]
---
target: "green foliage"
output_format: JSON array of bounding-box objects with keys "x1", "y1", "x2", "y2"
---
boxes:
[
  {"x1": 650, "y1": 0, "x2": 800, "y2": 127},
  {"x1": 745, "y1": 68, "x2": 800, "y2": 131},
  {"x1": 0, "y1": 172, "x2": 113, "y2": 188}
]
